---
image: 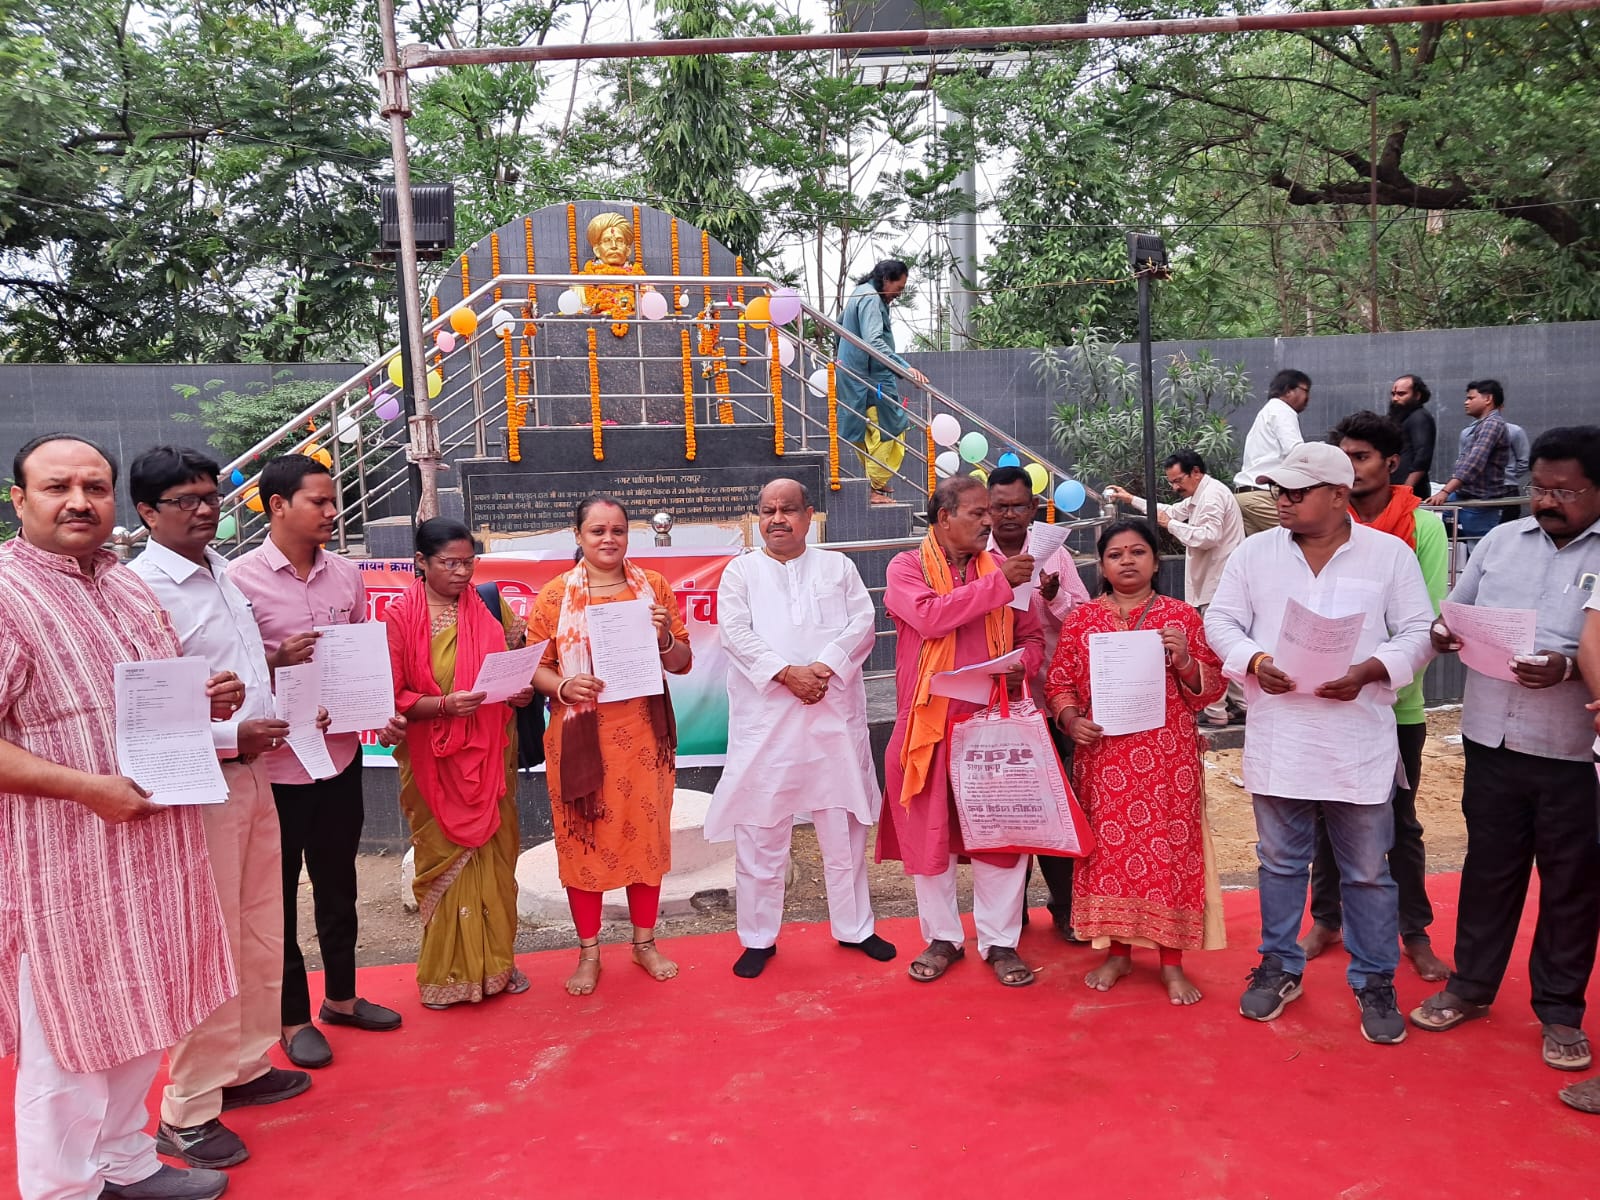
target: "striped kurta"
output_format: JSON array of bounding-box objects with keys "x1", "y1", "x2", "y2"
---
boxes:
[{"x1": 0, "y1": 539, "x2": 235, "y2": 1073}]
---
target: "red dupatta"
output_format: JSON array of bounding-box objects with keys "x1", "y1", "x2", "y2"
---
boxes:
[{"x1": 385, "y1": 579, "x2": 510, "y2": 849}]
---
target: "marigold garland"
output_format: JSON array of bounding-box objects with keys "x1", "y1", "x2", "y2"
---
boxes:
[
  {"x1": 524, "y1": 218, "x2": 538, "y2": 333},
  {"x1": 490, "y1": 233, "x2": 502, "y2": 303},
  {"x1": 1047, "y1": 496, "x2": 1057, "y2": 522},
  {"x1": 681, "y1": 328, "x2": 697, "y2": 461},
  {"x1": 587, "y1": 327, "x2": 603, "y2": 461},
  {"x1": 698, "y1": 310, "x2": 733, "y2": 424},
  {"x1": 567, "y1": 204, "x2": 579, "y2": 273},
  {"x1": 770, "y1": 337, "x2": 785, "y2": 457},
  {"x1": 430, "y1": 295, "x2": 440, "y2": 321},
  {"x1": 460, "y1": 253, "x2": 470, "y2": 299},
  {"x1": 926, "y1": 425, "x2": 937, "y2": 495},
  {"x1": 581, "y1": 259, "x2": 645, "y2": 337},
  {"x1": 632, "y1": 206, "x2": 642, "y2": 259},
  {"x1": 669, "y1": 220, "x2": 681, "y2": 313},
  {"x1": 504, "y1": 333, "x2": 524, "y2": 463},
  {"x1": 734, "y1": 256, "x2": 747, "y2": 363},
  {"x1": 827, "y1": 363, "x2": 840, "y2": 490},
  {"x1": 700, "y1": 230, "x2": 711, "y2": 312}
]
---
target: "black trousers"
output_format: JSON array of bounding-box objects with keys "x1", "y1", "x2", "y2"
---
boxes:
[
  {"x1": 273, "y1": 754, "x2": 365, "y2": 1025},
  {"x1": 1448, "y1": 740, "x2": 1600, "y2": 1028},
  {"x1": 1309, "y1": 720, "x2": 1432, "y2": 941},
  {"x1": 1024, "y1": 717, "x2": 1076, "y2": 928}
]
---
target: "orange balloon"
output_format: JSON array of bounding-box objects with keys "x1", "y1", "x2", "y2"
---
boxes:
[
  {"x1": 243, "y1": 485, "x2": 264, "y2": 513},
  {"x1": 307, "y1": 442, "x2": 333, "y2": 468},
  {"x1": 743, "y1": 294, "x2": 771, "y2": 327},
  {"x1": 448, "y1": 307, "x2": 479, "y2": 337}
]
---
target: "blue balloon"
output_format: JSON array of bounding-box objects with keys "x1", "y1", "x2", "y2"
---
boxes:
[
  {"x1": 1054, "y1": 479, "x2": 1087, "y2": 512},
  {"x1": 230, "y1": 468, "x2": 245, "y2": 487},
  {"x1": 996, "y1": 451, "x2": 1021, "y2": 468}
]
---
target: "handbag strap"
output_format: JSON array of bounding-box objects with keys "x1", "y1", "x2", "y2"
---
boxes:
[
  {"x1": 990, "y1": 677, "x2": 1010, "y2": 719},
  {"x1": 1128, "y1": 595, "x2": 1159, "y2": 631}
]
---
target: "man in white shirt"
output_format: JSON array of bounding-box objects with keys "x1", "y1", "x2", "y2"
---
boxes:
[
  {"x1": 706, "y1": 479, "x2": 894, "y2": 978},
  {"x1": 128, "y1": 446, "x2": 313, "y2": 1171},
  {"x1": 1106, "y1": 449, "x2": 1247, "y2": 725},
  {"x1": 1205, "y1": 442, "x2": 1434, "y2": 1045},
  {"x1": 1233, "y1": 370, "x2": 1312, "y2": 535}
]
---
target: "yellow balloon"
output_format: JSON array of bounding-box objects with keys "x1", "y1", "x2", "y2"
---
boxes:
[
  {"x1": 243, "y1": 485, "x2": 263, "y2": 513},
  {"x1": 1025, "y1": 462, "x2": 1049, "y2": 495},
  {"x1": 307, "y1": 442, "x2": 333, "y2": 469},
  {"x1": 449, "y1": 308, "x2": 479, "y2": 337},
  {"x1": 969, "y1": 467, "x2": 988, "y2": 484},
  {"x1": 386, "y1": 355, "x2": 404, "y2": 388},
  {"x1": 743, "y1": 294, "x2": 771, "y2": 327},
  {"x1": 427, "y1": 368, "x2": 443, "y2": 399}
]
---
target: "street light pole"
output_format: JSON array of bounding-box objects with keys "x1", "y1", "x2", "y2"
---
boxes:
[{"x1": 1127, "y1": 233, "x2": 1171, "y2": 539}]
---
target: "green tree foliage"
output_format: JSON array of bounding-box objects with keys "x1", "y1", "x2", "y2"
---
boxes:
[{"x1": 172, "y1": 373, "x2": 333, "y2": 462}]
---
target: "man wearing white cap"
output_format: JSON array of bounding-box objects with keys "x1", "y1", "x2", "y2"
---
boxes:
[{"x1": 1205, "y1": 442, "x2": 1434, "y2": 1044}]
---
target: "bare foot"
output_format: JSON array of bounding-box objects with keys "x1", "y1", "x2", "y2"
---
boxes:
[
  {"x1": 632, "y1": 938, "x2": 678, "y2": 981},
  {"x1": 565, "y1": 943, "x2": 601, "y2": 996},
  {"x1": 1084, "y1": 955, "x2": 1134, "y2": 992},
  {"x1": 1161, "y1": 964, "x2": 1203, "y2": 1005},
  {"x1": 1403, "y1": 938, "x2": 1451, "y2": 983},
  {"x1": 1299, "y1": 923, "x2": 1342, "y2": 960}
]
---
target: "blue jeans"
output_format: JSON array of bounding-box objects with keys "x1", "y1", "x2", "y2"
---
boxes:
[
  {"x1": 1451, "y1": 493, "x2": 1501, "y2": 541},
  {"x1": 1253, "y1": 794, "x2": 1399, "y2": 987}
]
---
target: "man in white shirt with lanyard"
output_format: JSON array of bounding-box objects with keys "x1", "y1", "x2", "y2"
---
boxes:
[
  {"x1": 1206, "y1": 442, "x2": 1434, "y2": 1045},
  {"x1": 1233, "y1": 370, "x2": 1312, "y2": 535}
]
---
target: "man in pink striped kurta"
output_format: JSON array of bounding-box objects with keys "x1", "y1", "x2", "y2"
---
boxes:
[{"x1": 1, "y1": 435, "x2": 238, "y2": 1200}]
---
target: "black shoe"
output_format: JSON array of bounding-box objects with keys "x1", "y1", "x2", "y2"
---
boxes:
[
  {"x1": 220, "y1": 1066, "x2": 311, "y2": 1112},
  {"x1": 1240, "y1": 955, "x2": 1304, "y2": 1022},
  {"x1": 733, "y1": 946, "x2": 776, "y2": 978},
  {"x1": 280, "y1": 1025, "x2": 333, "y2": 1069},
  {"x1": 155, "y1": 1119, "x2": 249, "y2": 1170},
  {"x1": 100, "y1": 1164, "x2": 229, "y2": 1199},
  {"x1": 838, "y1": 934, "x2": 897, "y2": 962},
  {"x1": 318, "y1": 997, "x2": 402, "y2": 1032},
  {"x1": 1355, "y1": 976, "x2": 1407, "y2": 1044}
]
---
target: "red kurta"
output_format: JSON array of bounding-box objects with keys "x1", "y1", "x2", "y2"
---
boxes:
[
  {"x1": 1045, "y1": 594, "x2": 1224, "y2": 949},
  {"x1": 0, "y1": 540, "x2": 235, "y2": 1072},
  {"x1": 877, "y1": 548, "x2": 1045, "y2": 875}
]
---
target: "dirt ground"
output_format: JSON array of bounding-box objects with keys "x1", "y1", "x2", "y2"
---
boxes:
[{"x1": 307, "y1": 709, "x2": 1467, "y2": 971}]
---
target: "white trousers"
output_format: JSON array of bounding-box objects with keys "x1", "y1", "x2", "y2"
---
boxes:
[
  {"x1": 912, "y1": 856, "x2": 1029, "y2": 957},
  {"x1": 734, "y1": 809, "x2": 875, "y2": 948},
  {"x1": 14, "y1": 955, "x2": 162, "y2": 1200}
]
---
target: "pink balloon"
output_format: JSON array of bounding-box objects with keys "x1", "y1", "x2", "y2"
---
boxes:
[
  {"x1": 435, "y1": 330, "x2": 457, "y2": 354},
  {"x1": 376, "y1": 394, "x2": 402, "y2": 421},
  {"x1": 639, "y1": 290, "x2": 669, "y2": 321},
  {"x1": 769, "y1": 287, "x2": 802, "y2": 325}
]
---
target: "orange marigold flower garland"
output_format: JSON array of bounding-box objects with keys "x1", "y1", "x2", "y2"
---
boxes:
[
  {"x1": 926, "y1": 425, "x2": 937, "y2": 495},
  {"x1": 566, "y1": 204, "x2": 579, "y2": 273},
  {"x1": 697, "y1": 310, "x2": 733, "y2": 424},
  {"x1": 669, "y1": 220, "x2": 681, "y2": 314},
  {"x1": 490, "y1": 233, "x2": 502, "y2": 303},
  {"x1": 827, "y1": 363, "x2": 840, "y2": 490},
  {"x1": 460, "y1": 253, "x2": 470, "y2": 299},
  {"x1": 504, "y1": 333, "x2": 523, "y2": 463},
  {"x1": 523, "y1": 218, "x2": 537, "y2": 334},
  {"x1": 430, "y1": 295, "x2": 440, "y2": 321},
  {"x1": 587, "y1": 327, "x2": 603, "y2": 461},
  {"x1": 770, "y1": 336, "x2": 785, "y2": 457},
  {"x1": 700, "y1": 230, "x2": 711, "y2": 312},
  {"x1": 734, "y1": 256, "x2": 747, "y2": 363},
  {"x1": 681, "y1": 328, "x2": 696, "y2": 461},
  {"x1": 1047, "y1": 492, "x2": 1056, "y2": 522},
  {"x1": 632, "y1": 206, "x2": 642, "y2": 258},
  {"x1": 582, "y1": 259, "x2": 645, "y2": 337}
]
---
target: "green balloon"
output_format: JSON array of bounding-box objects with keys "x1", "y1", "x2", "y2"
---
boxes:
[
  {"x1": 958, "y1": 431, "x2": 989, "y2": 463},
  {"x1": 216, "y1": 515, "x2": 238, "y2": 540}
]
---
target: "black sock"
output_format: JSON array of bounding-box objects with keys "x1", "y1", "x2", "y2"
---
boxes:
[
  {"x1": 733, "y1": 946, "x2": 776, "y2": 978},
  {"x1": 838, "y1": 934, "x2": 897, "y2": 962}
]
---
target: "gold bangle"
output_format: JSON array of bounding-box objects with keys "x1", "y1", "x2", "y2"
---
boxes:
[{"x1": 1247, "y1": 652, "x2": 1268, "y2": 677}]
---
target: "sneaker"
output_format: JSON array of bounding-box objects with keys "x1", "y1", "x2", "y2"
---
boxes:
[
  {"x1": 1355, "y1": 976, "x2": 1408, "y2": 1044},
  {"x1": 154, "y1": 1118, "x2": 249, "y2": 1169},
  {"x1": 221, "y1": 1066, "x2": 311, "y2": 1111},
  {"x1": 1239, "y1": 954, "x2": 1304, "y2": 1022},
  {"x1": 101, "y1": 1163, "x2": 230, "y2": 1199}
]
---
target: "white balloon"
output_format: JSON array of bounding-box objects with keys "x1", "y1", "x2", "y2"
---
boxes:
[
  {"x1": 639, "y1": 290, "x2": 668, "y2": 320},
  {"x1": 777, "y1": 334, "x2": 796, "y2": 367},
  {"x1": 807, "y1": 368, "x2": 829, "y2": 398},
  {"x1": 557, "y1": 289, "x2": 582, "y2": 316},
  {"x1": 492, "y1": 309, "x2": 517, "y2": 335},
  {"x1": 935, "y1": 451, "x2": 961, "y2": 478},
  {"x1": 336, "y1": 414, "x2": 360, "y2": 445},
  {"x1": 930, "y1": 413, "x2": 961, "y2": 447}
]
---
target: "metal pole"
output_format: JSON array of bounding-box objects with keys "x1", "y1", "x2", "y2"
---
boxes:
[
  {"x1": 378, "y1": 0, "x2": 440, "y2": 522},
  {"x1": 1137, "y1": 271, "x2": 1158, "y2": 539}
]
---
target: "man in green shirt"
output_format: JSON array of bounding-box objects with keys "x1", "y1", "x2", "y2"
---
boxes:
[{"x1": 1300, "y1": 411, "x2": 1451, "y2": 982}]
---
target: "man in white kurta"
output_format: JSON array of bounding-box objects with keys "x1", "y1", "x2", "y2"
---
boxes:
[{"x1": 707, "y1": 479, "x2": 895, "y2": 978}]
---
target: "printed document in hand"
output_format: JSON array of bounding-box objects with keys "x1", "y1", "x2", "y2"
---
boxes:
[
  {"x1": 313, "y1": 623, "x2": 396, "y2": 734},
  {"x1": 1273, "y1": 597, "x2": 1365, "y2": 690},
  {"x1": 588, "y1": 600, "x2": 664, "y2": 702},
  {"x1": 1441, "y1": 600, "x2": 1536, "y2": 683},
  {"x1": 1088, "y1": 630, "x2": 1166, "y2": 735},
  {"x1": 929, "y1": 649, "x2": 1025, "y2": 705},
  {"x1": 1006, "y1": 524, "x2": 1072, "y2": 612},
  {"x1": 274, "y1": 662, "x2": 338, "y2": 780},
  {"x1": 468, "y1": 641, "x2": 548, "y2": 704},
  {"x1": 114, "y1": 657, "x2": 228, "y2": 805}
]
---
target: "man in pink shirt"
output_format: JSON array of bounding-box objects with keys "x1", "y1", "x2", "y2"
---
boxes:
[
  {"x1": 878, "y1": 476, "x2": 1046, "y2": 987},
  {"x1": 986, "y1": 466, "x2": 1091, "y2": 939},
  {"x1": 229, "y1": 456, "x2": 404, "y2": 1070}
]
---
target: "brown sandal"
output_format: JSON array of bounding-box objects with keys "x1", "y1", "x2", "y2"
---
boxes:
[
  {"x1": 985, "y1": 945, "x2": 1036, "y2": 988},
  {"x1": 1408, "y1": 990, "x2": 1489, "y2": 1032},
  {"x1": 1543, "y1": 1024, "x2": 1592, "y2": 1072},
  {"x1": 1559, "y1": 1076, "x2": 1600, "y2": 1113},
  {"x1": 908, "y1": 939, "x2": 965, "y2": 982}
]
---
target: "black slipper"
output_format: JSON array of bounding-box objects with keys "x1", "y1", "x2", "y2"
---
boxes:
[
  {"x1": 838, "y1": 934, "x2": 897, "y2": 962},
  {"x1": 733, "y1": 946, "x2": 777, "y2": 978}
]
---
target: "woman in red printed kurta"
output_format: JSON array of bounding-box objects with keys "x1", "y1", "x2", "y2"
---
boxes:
[{"x1": 1045, "y1": 520, "x2": 1226, "y2": 1005}]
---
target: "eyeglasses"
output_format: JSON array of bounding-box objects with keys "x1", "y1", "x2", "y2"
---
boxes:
[
  {"x1": 1267, "y1": 482, "x2": 1331, "y2": 504},
  {"x1": 1529, "y1": 485, "x2": 1593, "y2": 504},
  {"x1": 991, "y1": 502, "x2": 1035, "y2": 515},
  {"x1": 431, "y1": 556, "x2": 477, "y2": 572},
  {"x1": 154, "y1": 492, "x2": 223, "y2": 512}
]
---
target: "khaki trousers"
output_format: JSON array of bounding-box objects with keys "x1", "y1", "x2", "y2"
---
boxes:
[
  {"x1": 160, "y1": 758, "x2": 284, "y2": 1128},
  {"x1": 1234, "y1": 488, "x2": 1280, "y2": 536}
]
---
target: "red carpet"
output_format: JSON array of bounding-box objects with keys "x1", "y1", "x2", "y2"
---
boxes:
[{"x1": 5, "y1": 874, "x2": 1600, "y2": 1199}]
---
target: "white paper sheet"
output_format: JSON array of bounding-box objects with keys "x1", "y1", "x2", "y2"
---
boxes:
[
  {"x1": 1006, "y1": 524, "x2": 1073, "y2": 612},
  {"x1": 273, "y1": 662, "x2": 338, "y2": 781},
  {"x1": 1273, "y1": 597, "x2": 1366, "y2": 690},
  {"x1": 588, "y1": 600, "x2": 664, "y2": 702},
  {"x1": 1088, "y1": 629, "x2": 1166, "y2": 735},
  {"x1": 313, "y1": 624, "x2": 396, "y2": 734},
  {"x1": 1441, "y1": 600, "x2": 1537, "y2": 683},
  {"x1": 114, "y1": 657, "x2": 229, "y2": 805},
  {"x1": 929, "y1": 649, "x2": 1026, "y2": 705},
  {"x1": 468, "y1": 641, "x2": 548, "y2": 704}
]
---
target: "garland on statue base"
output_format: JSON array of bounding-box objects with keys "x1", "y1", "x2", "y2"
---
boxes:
[
  {"x1": 587, "y1": 327, "x2": 604, "y2": 461},
  {"x1": 582, "y1": 260, "x2": 645, "y2": 337}
]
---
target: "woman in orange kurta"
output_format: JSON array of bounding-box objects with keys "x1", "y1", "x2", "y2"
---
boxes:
[{"x1": 529, "y1": 495, "x2": 692, "y2": 996}]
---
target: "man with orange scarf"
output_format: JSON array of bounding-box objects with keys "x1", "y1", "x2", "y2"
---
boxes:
[
  {"x1": 878, "y1": 476, "x2": 1045, "y2": 986},
  {"x1": 1299, "y1": 411, "x2": 1450, "y2": 981}
]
